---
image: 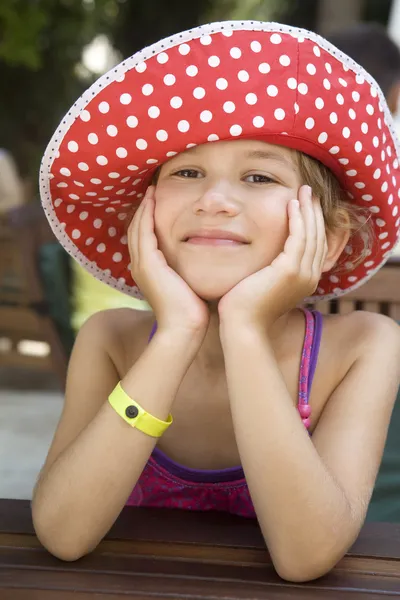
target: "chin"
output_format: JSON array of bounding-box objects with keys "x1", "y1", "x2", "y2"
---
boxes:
[{"x1": 179, "y1": 270, "x2": 243, "y2": 301}]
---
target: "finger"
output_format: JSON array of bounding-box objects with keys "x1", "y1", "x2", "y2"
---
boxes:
[
  {"x1": 283, "y1": 197, "x2": 306, "y2": 263},
  {"x1": 136, "y1": 185, "x2": 159, "y2": 266},
  {"x1": 128, "y1": 185, "x2": 152, "y2": 268},
  {"x1": 312, "y1": 196, "x2": 328, "y2": 276},
  {"x1": 299, "y1": 185, "x2": 318, "y2": 273}
]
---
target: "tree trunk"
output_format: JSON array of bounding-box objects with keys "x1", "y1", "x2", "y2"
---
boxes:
[{"x1": 316, "y1": 0, "x2": 364, "y2": 35}]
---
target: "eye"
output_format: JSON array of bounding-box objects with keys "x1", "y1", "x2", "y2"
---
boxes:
[
  {"x1": 173, "y1": 169, "x2": 202, "y2": 178},
  {"x1": 245, "y1": 174, "x2": 276, "y2": 184}
]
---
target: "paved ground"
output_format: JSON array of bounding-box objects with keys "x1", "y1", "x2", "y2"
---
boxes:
[{"x1": 0, "y1": 367, "x2": 63, "y2": 499}]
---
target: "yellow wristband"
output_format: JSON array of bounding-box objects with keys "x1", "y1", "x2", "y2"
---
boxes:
[{"x1": 108, "y1": 382, "x2": 173, "y2": 438}]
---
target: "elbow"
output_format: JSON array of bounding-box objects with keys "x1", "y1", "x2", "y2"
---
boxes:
[{"x1": 274, "y1": 558, "x2": 337, "y2": 583}]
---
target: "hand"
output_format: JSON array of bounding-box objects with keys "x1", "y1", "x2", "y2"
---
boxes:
[
  {"x1": 128, "y1": 185, "x2": 210, "y2": 336},
  {"x1": 218, "y1": 185, "x2": 328, "y2": 330}
]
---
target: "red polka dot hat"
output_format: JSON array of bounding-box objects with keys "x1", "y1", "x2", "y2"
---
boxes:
[{"x1": 40, "y1": 21, "x2": 400, "y2": 302}]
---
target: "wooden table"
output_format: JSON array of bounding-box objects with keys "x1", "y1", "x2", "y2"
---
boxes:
[{"x1": 1, "y1": 499, "x2": 399, "y2": 598}]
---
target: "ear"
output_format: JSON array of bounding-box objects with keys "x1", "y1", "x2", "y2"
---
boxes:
[{"x1": 321, "y1": 225, "x2": 350, "y2": 273}]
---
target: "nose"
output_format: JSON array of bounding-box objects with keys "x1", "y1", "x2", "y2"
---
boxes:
[{"x1": 193, "y1": 182, "x2": 240, "y2": 217}]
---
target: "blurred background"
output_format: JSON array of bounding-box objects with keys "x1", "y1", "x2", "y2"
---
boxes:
[{"x1": 1, "y1": 0, "x2": 400, "y2": 519}]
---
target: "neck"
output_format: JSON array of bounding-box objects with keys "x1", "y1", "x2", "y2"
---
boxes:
[{"x1": 192, "y1": 304, "x2": 299, "y2": 378}]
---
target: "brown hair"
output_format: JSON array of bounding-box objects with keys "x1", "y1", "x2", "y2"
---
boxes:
[{"x1": 295, "y1": 151, "x2": 374, "y2": 272}]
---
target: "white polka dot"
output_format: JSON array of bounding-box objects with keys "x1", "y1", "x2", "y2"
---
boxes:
[
  {"x1": 230, "y1": 47, "x2": 242, "y2": 59},
  {"x1": 313, "y1": 46, "x2": 321, "y2": 57},
  {"x1": 96, "y1": 155, "x2": 108, "y2": 166},
  {"x1": 306, "y1": 63, "x2": 316, "y2": 75},
  {"x1": 346, "y1": 170, "x2": 357, "y2": 177},
  {"x1": 356, "y1": 74, "x2": 365, "y2": 85},
  {"x1": 230, "y1": 124, "x2": 242, "y2": 136},
  {"x1": 393, "y1": 206, "x2": 399, "y2": 216},
  {"x1": 373, "y1": 136, "x2": 380, "y2": 147},
  {"x1": 69, "y1": 194, "x2": 80, "y2": 200},
  {"x1": 246, "y1": 93, "x2": 257, "y2": 105},
  {"x1": 253, "y1": 116, "x2": 265, "y2": 128},
  {"x1": 193, "y1": 88, "x2": 205, "y2": 100},
  {"x1": 379, "y1": 231, "x2": 388, "y2": 239},
  {"x1": 373, "y1": 168, "x2": 381, "y2": 179},
  {"x1": 348, "y1": 276, "x2": 358, "y2": 283},
  {"x1": 135, "y1": 62, "x2": 147, "y2": 73},
  {"x1": 342, "y1": 127, "x2": 351, "y2": 138},
  {"x1": 325, "y1": 62, "x2": 332, "y2": 74},
  {"x1": 376, "y1": 219, "x2": 386, "y2": 227},
  {"x1": 208, "y1": 56, "x2": 220, "y2": 67},
  {"x1": 179, "y1": 43, "x2": 190, "y2": 55},
  {"x1": 57, "y1": 182, "x2": 68, "y2": 188},
  {"x1": 186, "y1": 66, "x2": 198, "y2": 77},
  {"x1": 251, "y1": 40, "x2": 262, "y2": 52},
  {"x1": 156, "y1": 129, "x2": 168, "y2": 142},
  {"x1": 107, "y1": 125, "x2": 118, "y2": 137},
  {"x1": 115, "y1": 147, "x2": 127, "y2": 158},
  {"x1": 88, "y1": 133, "x2": 98, "y2": 145},
  {"x1": 148, "y1": 106, "x2": 160, "y2": 118},
  {"x1": 238, "y1": 70, "x2": 249, "y2": 82},
  {"x1": 60, "y1": 167, "x2": 71, "y2": 177},
  {"x1": 99, "y1": 101, "x2": 110, "y2": 114},
  {"x1": 80, "y1": 110, "x2": 91, "y2": 122},
  {"x1": 166, "y1": 152, "x2": 177, "y2": 157},
  {"x1": 270, "y1": 34, "x2": 282, "y2": 44},
  {"x1": 287, "y1": 77, "x2": 297, "y2": 90},
  {"x1": 97, "y1": 243, "x2": 106, "y2": 253},
  {"x1": 157, "y1": 52, "x2": 169, "y2": 64},
  {"x1": 200, "y1": 35, "x2": 212, "y2": 45},
  {"x1": 163, "y1": 73, "x2": 176, "y2": 86},
  {"x1": 305, "y1": 117, "x2": 315, "y2": 130},
  {"x1": 108, "y1": 172, "x2": 120, "y2": 179},
  {"x1": 142, "y1": 84, "x2": 154, "y2": 96},
  {"x1": 200, "y1": 110, "x2": 213, "y2": 122},
  {"x1": 371, "y1": 86, "x2": 378, "y2": 98},
  {"x1": 94, "y1": 219, "x2": 103, "y2": 229},
  {"x1": 315, "y1": 98, "x2": 324, "y2": 109},
  {"x1": 216, "y1": 78, "x2": 228, "y2": 90},
  {"x1": 339, "y1": 158, "x2": 349, "y2": 165},
  {"x1": 365, "y1": 155, "x2": 373, "y2": 166},
  {"x1": 274, "y1": 108, "x2": 285, "y2": 121},
  {"x1": 323, "y1": 79, "x2": 331, "y2": 90},
  {"x1": 294, "y1": 102, "x2": 299, "y2": 114},
  {"x1": 68, "y1": 141, "x2": 78, "y2": 153},
  {"x1": 298, "y1": 83, "x2": 308, "y2": 95},
  {"x1": 259, "y1": 62, "x2": 270, "y2": 74},
  {"x1": 136, "y1": 138, "x2": 148, "y2": 150},
  {"x1": 330, "y1": 112, "x2": 338, "y2": 124},
  {"x1": 338, "y1": 78, "x2": 348, "y2": 87},
  {"x1": 267, "y1": 85, "x2": 278, "y2": 97},
  {"x1": 178, "y1": 120, "x2": 190, "y2": 132},
  {"x1": 318, "y1": 132, "x2": 328, "y2": 144},
  {"x1": 329, "y1": 146, "x2": 340, "y2": 154},
  {"x1": 366, "y1": 104, "x2": 374, "y2": 115},
  {"x1": 382, "y1": 242, "x2": 391, "y2": 250},
  {"x1": 120, "y1": 93, "x2": 132, "y2": 105},
  {"x1": 108, "y1": 227, "x2": 117, "y2": 237},
  {"x1": 80, "y1": 212, "x2": 89, "y2": 221},
  {"x1": 113, "y1": 252, "x2": 123, "y2": 263},
  {"x1": 207, "y1": 134, "x2": 219, "y2": 141},
  {"x1": 355, "y1": 141, "x2": 363, "y2": 152},
  {"x1": 78, "y1": 162, "x2": 89, "y2": 171},
  {"x1": 362, "y1": 194, "x2": 373, "y2": 201},
  {"x1": 72, "y1": 229, "x2": 81, "y2": 240},
  {"x1": 336, "y1": 93, "x2": 344, "y2": 105},
  {"x1": 279, "y1": 55, "x2": 291, "y2": 66},
  {"x1": 352, "y1": 91, "x2": 360, "y2": 102},
  {"x1": 116, "y1": 73, "x2": 125, "y2": 83},
  {"x1": 348, "y1": 109, "x2": 356, "y2": 120},
  {"x1": 126, "y1": 115, "x2": 138, "y2": 128}
]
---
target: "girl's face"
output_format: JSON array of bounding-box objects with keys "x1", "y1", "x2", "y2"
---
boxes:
[{"x1": 154, "y1": 139, "x2": 303, "y2": 301}]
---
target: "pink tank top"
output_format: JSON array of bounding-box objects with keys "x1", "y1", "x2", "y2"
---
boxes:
[{"x1": 126, "y1": 309, "x2": 323, "y2": 518}]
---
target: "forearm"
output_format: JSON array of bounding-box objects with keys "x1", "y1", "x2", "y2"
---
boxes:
[
  {"x1": 32, "y1": 329, "x2": 199, "y2": 561},
  {"x1": 220, "y1": 324, "x2": 356, "y2": 581}
]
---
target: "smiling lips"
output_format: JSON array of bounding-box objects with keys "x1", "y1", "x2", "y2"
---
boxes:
[{"x1": 183, "y1": 229, "x2": 249, "y2": 246}]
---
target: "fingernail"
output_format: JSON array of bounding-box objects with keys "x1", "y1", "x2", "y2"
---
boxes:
[{"x1": 305, "y1": 185, "x2": 312, "y2": 196}]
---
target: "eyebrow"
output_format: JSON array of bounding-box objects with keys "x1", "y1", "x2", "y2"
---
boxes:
[{"x1": 245, "y1": 150, "x2": 295, "y2": 168}]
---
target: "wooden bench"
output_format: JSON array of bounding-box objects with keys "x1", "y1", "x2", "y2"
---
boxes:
[{"x1": 0, "y1": 205, "x2": 69, "y2": 385}]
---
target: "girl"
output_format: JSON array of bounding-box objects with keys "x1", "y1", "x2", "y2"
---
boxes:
[{"x1": 32, "y1": 21, "x2": 400, "y2": 582}]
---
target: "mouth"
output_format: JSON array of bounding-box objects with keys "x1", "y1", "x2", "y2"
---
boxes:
[{"x1": 183, "y1": 229, "x2": 250, "y2": 245}]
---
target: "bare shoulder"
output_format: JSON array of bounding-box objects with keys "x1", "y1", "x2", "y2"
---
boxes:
[{"x1": 79, "y1": 307, "x2": 155, "y2": 375}]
